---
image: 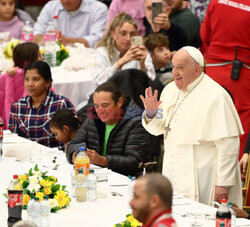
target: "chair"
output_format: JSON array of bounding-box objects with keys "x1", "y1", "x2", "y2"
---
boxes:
[{"x1": 243, "y1": 154, "x2": 250, "y2": 211}]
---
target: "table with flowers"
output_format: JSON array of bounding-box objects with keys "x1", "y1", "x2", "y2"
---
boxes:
[{"x1": 1, "y1": 130, "x2": 250, "y2": 227}]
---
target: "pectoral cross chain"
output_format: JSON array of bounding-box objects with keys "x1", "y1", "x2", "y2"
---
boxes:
[{"x1": 165, "y1": 124, "x2": 171, "y2": 138}]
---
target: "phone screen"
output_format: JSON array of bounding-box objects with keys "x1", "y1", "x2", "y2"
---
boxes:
[
  {"x1": 152, "y1": 1, "x2": 163, "y2": 23},
  {"x1": 131, "y1": 36, "x2": 143, "y2": 46}
]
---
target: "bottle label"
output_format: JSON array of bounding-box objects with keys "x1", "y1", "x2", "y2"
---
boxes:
[
  {"x1": 8, "y1": 193, "x2": 23, "y2": 208},
  {"x1": 55, "y1": 30, "x2": 62, "y2": 41},
  {"x1": 75, "y1": 163, "x2": 90, "y2": 176},
  {"x1": 44, "y1": 32, "x2": 56, "y2": 42},
  {"x1": 22, "y1": 33, "x2": 33, "y2": 41},
  {"x1": 0, "y1": 124, "x2": 3, "y2": 139},
  {"x1": 216, "y1": 218, "x2": 231, "y2": 227}
]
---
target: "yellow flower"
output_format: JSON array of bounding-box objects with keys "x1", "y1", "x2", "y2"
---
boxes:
[
  {"x1": 50, "y1": 176, "x2": 57, "y2": 183},
  {"x1": 35, "y1": 192, "x2": 44, "y2": 202},
  {"x1": 23, "y1": 194, "x2": 31, "y2": 205},
  {"x1": 126, "y1": 214, "x2": 142, "y2": 227},
  {"x1": 43, "y1": 187, "x2": 52, "y2": 195},
  {"x1": 19, "y1": 174, "x2": 28, "y2": 185},
  {"x1": 40, "y1": 179, "x2": 53, "y2": 187},
  {"x1": 54, "y1": 190, "x2": 69, "y2": 208}
]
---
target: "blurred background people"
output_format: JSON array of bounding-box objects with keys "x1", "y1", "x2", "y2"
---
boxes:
[
  {"x1": 92, "y1": 12, "x2": 155, "y2": 87},
  {"x1": 33, "y1": 0, "x2": 108, "y2": 47}
]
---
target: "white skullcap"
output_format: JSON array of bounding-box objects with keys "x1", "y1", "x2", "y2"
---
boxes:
[{"x1": 182, "y1": 46, "x2": 204, "y2": 67}]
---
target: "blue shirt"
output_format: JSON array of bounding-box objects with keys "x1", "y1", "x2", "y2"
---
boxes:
[{"x1": 33, "y1": 0, "x2": 108, "y2": 47}]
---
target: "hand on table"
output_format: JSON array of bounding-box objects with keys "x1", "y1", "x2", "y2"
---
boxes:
[
  {"x1": 85, "y1": 148, "x2": 108, "y2": 167},
  {"x1": 232, "y1": 203, "x2": 249, "y2": 218},
  {"x1": 240, "y1": 153, "x2": 249, "y2": 178},
  {"x1": 214, "y1": 186, "x2": 229, "y2": 203},
  {"x1": 140, "y1": 87, "x2": 162, "y2": 119}
]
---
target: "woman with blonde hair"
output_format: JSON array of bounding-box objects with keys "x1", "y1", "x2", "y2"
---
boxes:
[{"x1": 92, "y1": 12, "x2": 155, "y2": 86}]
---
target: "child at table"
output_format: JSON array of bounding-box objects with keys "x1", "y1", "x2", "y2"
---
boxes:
[
  {"x1": 0, "y1": 42, "x2": 42, "y2": 129},
  {"x1": 0, "y1": 0, "x2": 24, "y2": 39},
  {"x1": 50, "y1": 109, "x2": 82, "y2": 148}
]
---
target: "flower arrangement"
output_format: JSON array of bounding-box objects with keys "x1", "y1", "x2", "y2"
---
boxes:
[
  {"x1": 20, "y1": 164, "x2": 70, "y2": 212},
  {"x1": 114, "y1": 214, "x2": 142, "y2": 227}
]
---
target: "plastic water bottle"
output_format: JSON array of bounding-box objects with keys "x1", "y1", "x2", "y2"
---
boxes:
[
  {"x1": 128, "y1": 176, "x2": 136, "y2": 203},
  {"x1": 71, "y1": 165, "x2": 76, "y2": 197},
  {"x1": 228, "y1": 202, "x2": 236, "y2": 227},
  {"x1": 75, "y1": 168, "x2": 87, "y2": 202},
  {"x1": 21, "y1": 21, "x2": 33, "y2": 42},
  {"x1": 44, "y1": 22, "x2": 57, "y2": 67},
  {"x1": 216, "y1": 199, "x2": 231, "y2": 227},
  {"x1": 0, "y1": 116, "x2": 3, "y2": 156},
  {"x1": 86, "y1": 169, "x2": 97, "y2": 202},
  {"x1": 52, "y1": 15, "x2": 61, "y2": 41},
  {"x1": 75, "y1": 147, "x2": 90, "y2": 176},
  {"x1": 41, "y1": 196, "x2": 50, "y2": 227},
  {"x1": 26, "y1": 195, "x2": 35, "y2": 221},
  {"x1": 31, "y1": 197, "x2": 42, "y2": 227}
]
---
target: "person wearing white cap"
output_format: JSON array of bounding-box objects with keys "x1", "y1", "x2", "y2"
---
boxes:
[{"x1": 140, "y1": 46, "x2": 243, "y2": 207}]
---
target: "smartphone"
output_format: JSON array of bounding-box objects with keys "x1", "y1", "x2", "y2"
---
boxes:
[
  {"x1": 152, "y1": 1, "x2": 163, "y2": 23},
  {"x1": 74, "y1": 142, "x2": 86, "y2": 156},
  {"x1": 131, "y1": 36, "x2": 143, "y2": 46}
]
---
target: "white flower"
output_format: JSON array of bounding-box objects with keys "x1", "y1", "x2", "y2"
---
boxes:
[
  {"x1": 29, "y1": 175, "x2": 42, "y2": 183},
  {"x1": 48, "y1": 199, "x2": 59, "y2": 209},
  {"x1": 33, "y1": 171, "x2": 42, "y2": 176},
  {"x1": 27, "y1": 182, "x2": 41, "y2": 193}
]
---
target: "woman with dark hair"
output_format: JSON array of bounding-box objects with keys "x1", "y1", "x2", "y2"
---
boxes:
[
  {"x1": 8, "y1": 61, "x2": 75, "y2": 149},
  {"x1": 0, "y1": 42, "x2": 41, "y2": 129}
]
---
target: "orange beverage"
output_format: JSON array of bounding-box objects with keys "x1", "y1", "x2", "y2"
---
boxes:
[{"x1": 75, "y1": 147, "x2": 90, "y2": 176}]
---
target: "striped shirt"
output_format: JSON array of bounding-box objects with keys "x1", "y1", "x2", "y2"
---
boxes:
[{"x1": 8, "y1": 90, "x2": 75, "y2": 149}]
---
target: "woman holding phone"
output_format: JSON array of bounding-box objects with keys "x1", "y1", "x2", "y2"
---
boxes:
[{"x1": 92, "y1": 12, "x2": 155, "y2": 86}]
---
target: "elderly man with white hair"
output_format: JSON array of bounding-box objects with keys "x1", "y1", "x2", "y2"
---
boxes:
[{"x1": 141, "y1": 46, "x2": 243, "y2": 206}]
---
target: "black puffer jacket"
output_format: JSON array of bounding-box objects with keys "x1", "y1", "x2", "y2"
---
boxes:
[{"x1": 66, "y1": 98, "x2": 152, "y2": 176}]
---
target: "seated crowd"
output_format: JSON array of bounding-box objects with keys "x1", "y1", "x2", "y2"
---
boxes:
[{"x1": 1, "y1": 0, "x2": 250, "y2": 224}]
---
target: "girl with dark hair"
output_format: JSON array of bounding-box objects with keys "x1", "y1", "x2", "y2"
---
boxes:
[
  {"x1": 0, "y1": 0, "x2": 24, "y2": 39},
  {"x1": 8, "y1": 61, "x2": 75, "y2": 149},
  {"x1": 50, "y1": 109, "x2": 81, "y2": 146},
  {"x1": 0, "y1": 42, "x2": 42, "y2": 129}
]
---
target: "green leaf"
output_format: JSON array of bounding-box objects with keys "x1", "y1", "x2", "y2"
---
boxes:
[
  {"x1": 34, "y1": 164, "x2": 39, "y2": 171},
  {"x1": 22, "y1": 181, "x2": 29, "y2": 189},
  {"x1": 123, "y1": 221, "x2": 132, "y2": 227},
  {"x1": 3, "y1": 193, "x2": 7, "y2": 198},
  {"x1": 23, "y1": 188, "x2": 30, "y2": 195},
  {"x1": 61, "y1": 185, "x2": 66, "y2": 190},
  {"x1": 23, "y1": 204, "x2": 27, "y2": 210},
  {"x1": 42, "y1": 171, "x2": 48, "y2": 177},
  {"x1": 28, "y1": 168, "x2": 33, "y2": 176},
  {"x1": 115, "y1": 224, "x2": 123, "y2": 227},
  {"x1": 51, "y1": 206, "x2": 59, "y2": 213},
  {"x1": 52, "y1": 184, "x2": 60, "y2": 193}
]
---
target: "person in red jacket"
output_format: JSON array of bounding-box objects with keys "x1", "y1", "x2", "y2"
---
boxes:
[
  {"x1": 130, "y1": 173, "x2": 177, "y2": 227},
  {"x1": 200, "y1": 0, "x2": 250, "y2": 173}
]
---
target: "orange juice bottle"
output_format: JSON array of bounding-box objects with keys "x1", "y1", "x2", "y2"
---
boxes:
[{"x1": 75, "y1": 147, "x2": 90, "y2": 176}]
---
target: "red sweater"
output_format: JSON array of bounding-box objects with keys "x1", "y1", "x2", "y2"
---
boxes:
[{"x1": 200, "y1": 0, "x2": 250, "y2": 64}]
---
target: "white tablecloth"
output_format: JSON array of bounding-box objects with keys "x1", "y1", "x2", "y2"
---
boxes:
[
  {"x1": 51, "y1": 67, "x2": 96, "y2": 109},
  {"x1": 1, "y1": 131, "x2": 250, "y2": 227}
]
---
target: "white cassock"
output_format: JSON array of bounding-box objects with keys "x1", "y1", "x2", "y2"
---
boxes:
[{"x1": 142, "y1": 73, "x2": 243, "y2": 207}]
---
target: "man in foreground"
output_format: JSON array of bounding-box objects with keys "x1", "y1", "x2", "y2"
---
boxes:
[
  {"x1": 130, "y1": 173, "x2": 177, "y2": 227},
  {"x1": 66, "y1": 82, "x2": 151, "y2": 176},
  {"x1": 141, "y1": 46, "x2": 243, "y2": 206}
]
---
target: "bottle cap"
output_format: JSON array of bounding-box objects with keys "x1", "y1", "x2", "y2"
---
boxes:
[
  {"x1": 13, "y1": 175, "x2": 18, "y2": 179},
  {"x1": 90, "y1": 169, "x2": 94, "y2": 173},
  {"x1": 221, "y1": 198, "x2": 227, "y2": 203},
  {"x1": 80, "y1": 147, "x2": 85, "y2": 151},
  {"x1": 53, "y1": 15, "x2": 58, "y2": 19}
]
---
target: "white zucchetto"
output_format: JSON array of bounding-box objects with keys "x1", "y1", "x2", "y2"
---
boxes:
[{"x1": 182, "y1": 46, "x2": 204, "y2": 67}]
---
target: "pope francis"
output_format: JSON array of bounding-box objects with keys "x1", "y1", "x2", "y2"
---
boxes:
[{"x1": 141, "y1": 46, "x2": 243, "y2": 206}]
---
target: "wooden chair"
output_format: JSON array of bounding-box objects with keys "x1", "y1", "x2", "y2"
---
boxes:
[{"x1": 243, "y1": 154, "x2": 250, "y2": 211}]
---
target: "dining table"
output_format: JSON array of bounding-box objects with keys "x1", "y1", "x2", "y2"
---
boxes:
[{"x1": 1, "y1": 130, "x2": 250, "y2": 227}]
